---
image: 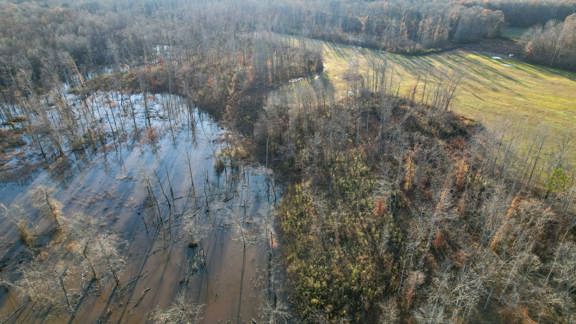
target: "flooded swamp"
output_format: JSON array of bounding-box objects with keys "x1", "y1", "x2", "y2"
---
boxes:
[{"x1": 0, "y1": 89, "x2": 286, "y2": 323}]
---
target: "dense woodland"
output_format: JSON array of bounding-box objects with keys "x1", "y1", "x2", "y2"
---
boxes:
[
  {"x1": 522, "y1": 13, "x2": 576, "y2": 71},
  {"x1": 268, "y1": 0, "x2": 505, "y2": 53},
  {"x1": 1, "y1": 0, "x2": 575, "y2": 323},
  {"x1": 260, "y1": 88, "x2": 576, "y2": 322},
  {"x1": 464, "y1": 0, "x2": 576, "y2": 27}
]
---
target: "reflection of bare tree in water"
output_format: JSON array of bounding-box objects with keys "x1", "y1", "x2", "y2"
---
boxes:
[
  {"x1": 218, "y1": 163, "x2": 280, "y2": 323},
  {"x1": 0, "y1": 192, "x2": 126, "y2": 323},
  {"x1": 1, "y1": 90, "x2": 283, "y2": 322},
  {"x1": 160, "y1": 138, "x2": 276, "y2": 322},
  {"x1": 256, "y1": 176, "x2": 293, "y2": 324}
]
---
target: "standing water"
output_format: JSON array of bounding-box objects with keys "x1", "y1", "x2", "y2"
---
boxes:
[{"x1": 0, "y1": 91, "x2": 282, "y2": 323}]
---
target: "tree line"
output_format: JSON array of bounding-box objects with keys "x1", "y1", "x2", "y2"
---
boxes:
[
  {"x1": 267, "y1": 0, "x2": 504, "y2": 53},
  {"x1": 521, "y1": 13, "x2": 576, "y2": 71},
  {"x1": 463, "y1": 0, "x2": 576, "y2": 28},
  {"x1": 0, "y1": 1, "x2": 148, "y2": 102}
]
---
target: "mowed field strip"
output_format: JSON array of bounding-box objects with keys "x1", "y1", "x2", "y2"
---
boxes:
[{"x1": 278, "y1": 35, "x2": 576, "y2": 165}]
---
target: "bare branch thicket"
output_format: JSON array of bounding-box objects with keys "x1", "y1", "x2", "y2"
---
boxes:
[{"x1": 148, "y1": 293, "x2": 204, "y2": 324}]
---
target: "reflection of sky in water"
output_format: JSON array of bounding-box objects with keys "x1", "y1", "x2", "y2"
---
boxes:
[{"x1": 0, "y1": 92, "x2": 279, "y2": 323}]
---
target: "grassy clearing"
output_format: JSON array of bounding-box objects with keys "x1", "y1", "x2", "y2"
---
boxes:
[
  {"x1": 279, "y1": 35, "x2": 576, "y2": 168},
  {"x1": 501, "y1": 27, "x2": 529, "y2": 41}
]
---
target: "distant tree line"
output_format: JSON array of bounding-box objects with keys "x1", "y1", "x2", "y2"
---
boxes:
[
  {"x1": 460, "y1": 0, "x2": 576, "y2": 70},
  {"x1": 3, "y1": 0, "x2": 575, "y2": 105},
  {"x1": 0, "y1": 0, "x2": 326, "y2": 104},
  {"x1": 464, "y1": 0, "x2": 576, "y2": 28},
  {"x1": 522, "y1": 13, "x2": 576, "y2": 71},
  {"x1": 267, "y1": 0, "x2": 504, "y2": 53},
  {"x1": 0, "y1": 1, "x2": 152, "y2": 101},
  {"x1": 0, "y1": 0, "x2": 322, "y2": 163}
]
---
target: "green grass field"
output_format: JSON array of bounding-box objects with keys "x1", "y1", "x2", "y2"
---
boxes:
[{"x1": 276, "y1": 35, "x2": 576, "y2": 169}]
